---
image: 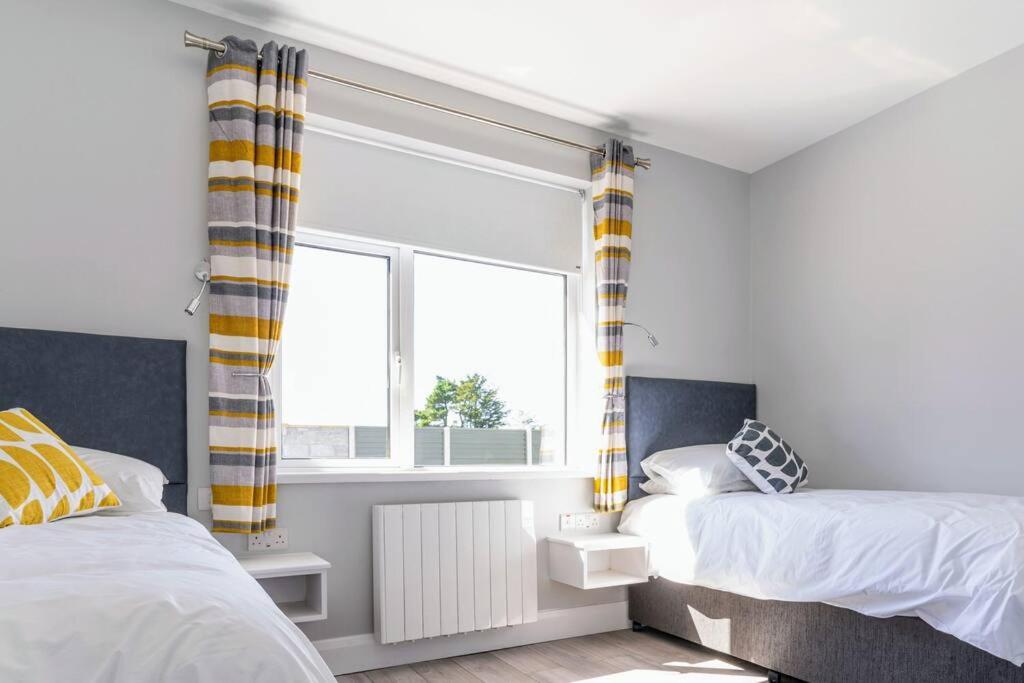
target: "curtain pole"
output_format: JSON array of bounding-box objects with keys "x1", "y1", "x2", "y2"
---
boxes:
[{"x1": 184, "y1": 31, "x2": 652, "y2": 170}]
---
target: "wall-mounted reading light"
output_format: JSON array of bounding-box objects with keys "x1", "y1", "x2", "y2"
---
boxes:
[
  {"x1": 624, "y1": 321, "x2": 659, "y2": 348},
  {"x1": 184, "y1": 259, "x2": 211, "y2": 316}
]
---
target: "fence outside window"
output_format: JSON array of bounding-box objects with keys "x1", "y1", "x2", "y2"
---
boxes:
[{"x1": 282, "y1": 425, "x2": 551, "y2": 466}]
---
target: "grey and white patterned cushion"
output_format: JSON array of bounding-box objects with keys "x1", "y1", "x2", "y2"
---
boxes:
[{"x1": 726, "y1": 419, "x2": 808, "y2": 494}]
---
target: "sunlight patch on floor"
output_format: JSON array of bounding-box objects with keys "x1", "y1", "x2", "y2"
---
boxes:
[{"x1": 663, "y1": 658, "x2": 746, "y2": 671}]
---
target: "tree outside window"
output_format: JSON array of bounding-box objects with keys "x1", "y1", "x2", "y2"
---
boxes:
[{"x1": 415, "y1": 374, "x2": 509, "y2": 429}]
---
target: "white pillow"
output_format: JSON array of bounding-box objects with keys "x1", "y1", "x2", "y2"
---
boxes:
[
  {"x1": 639, "y1": 476, "x2": 671, "y2": 495},
  {"x1": 73, "y1": 447, "x2": 168, "y2": 514},
  {"x1": 640, "y1": 444, "x2": 756, "y2": 497}
]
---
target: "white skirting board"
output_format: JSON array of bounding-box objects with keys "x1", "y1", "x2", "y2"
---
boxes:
[{"x1": 313, "y1": 600, "x2": 629, "y2": 675}]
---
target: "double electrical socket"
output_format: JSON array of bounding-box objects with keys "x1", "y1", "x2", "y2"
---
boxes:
[
  {"x1": 559, "y1": 512, "x2": 600, "y2": 531},
  {"x1": 247, "y1": 528, "x2": 289, "y2": 552}
]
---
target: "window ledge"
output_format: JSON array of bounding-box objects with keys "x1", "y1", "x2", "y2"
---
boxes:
[{"x1": 276, "y1": 466, "x2": 593, "y2": 484}]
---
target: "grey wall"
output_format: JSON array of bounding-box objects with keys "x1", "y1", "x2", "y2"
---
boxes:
[
  {"x1": 2, "y1": 0, "x2": 750, "y2": 641},
  {"x1": 750, "y1": 44, "x2": 1024, "y2": 496}
]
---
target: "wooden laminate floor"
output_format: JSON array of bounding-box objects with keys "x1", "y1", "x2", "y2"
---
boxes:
[{"x1": 337, "y1": 628, "x2": 772, "y2": 682}]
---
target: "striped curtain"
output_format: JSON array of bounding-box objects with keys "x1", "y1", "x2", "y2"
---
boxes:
[
  {"x1": 206, "y1": 37, "x2": 308, "y2": 533},
  {"x1": 591, "y1": 139, "x2": 635, "y2": 513}
]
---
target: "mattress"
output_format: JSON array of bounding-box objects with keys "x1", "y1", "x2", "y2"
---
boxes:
[
  {"x1": 0, "y1": 512, "x2": 333, "y2": 682},
  {"x1": 619, "y1": 489, "x2": 1024, "y2": 666}
]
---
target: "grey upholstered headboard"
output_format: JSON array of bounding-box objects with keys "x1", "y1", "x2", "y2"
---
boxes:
[
  {"x1": 625, "y1": 376, "x2": 756, "y2": 501},
  {"x1": 0, "y1": 327, "x2": 188, "y2": 515}
]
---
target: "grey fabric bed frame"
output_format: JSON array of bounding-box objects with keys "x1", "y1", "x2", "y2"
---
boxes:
[
  {"x1": 625, "y1": 376, "x2": 1023, "y2": 683},
  {"x1": 0, "y1": 327, "x2": 188, "y2": 515}
]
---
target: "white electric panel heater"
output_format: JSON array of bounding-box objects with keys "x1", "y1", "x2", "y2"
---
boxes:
[{"x1": 372, "y1": 500, "x2": 537, "y2": 644}]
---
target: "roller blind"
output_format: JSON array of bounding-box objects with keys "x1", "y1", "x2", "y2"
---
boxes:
[{"x1": 300, "y1": 133, "x2": 583, "y2": 272}]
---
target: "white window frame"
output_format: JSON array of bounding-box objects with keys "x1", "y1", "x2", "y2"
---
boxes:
[{"x1": 276, "y1": 227, "x2": 584, "y2": 480}]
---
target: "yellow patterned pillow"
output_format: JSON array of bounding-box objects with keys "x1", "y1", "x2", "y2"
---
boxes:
[{"x1": 0, "y1": 408, "x2": 120, "y2": 527}]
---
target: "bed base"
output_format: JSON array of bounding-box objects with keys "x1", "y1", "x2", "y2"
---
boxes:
[{"x1": 629, "y1": 578, "x2": 1024, "y2": 683}]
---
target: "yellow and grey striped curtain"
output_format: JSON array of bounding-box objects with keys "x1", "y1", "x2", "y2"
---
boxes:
[
  {"x1": 206, "y1": 37, "x2": 307, "y2": 533},
  {"x1": 591, "y1": 139, "x2": 634, "y2": 513}
]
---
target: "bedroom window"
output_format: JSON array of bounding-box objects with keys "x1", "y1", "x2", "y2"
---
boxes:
[{"x1": 279, "y1": 230, "x2": 572, "y2": 471}]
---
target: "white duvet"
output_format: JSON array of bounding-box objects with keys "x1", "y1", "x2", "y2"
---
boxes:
[
  {"x1": 619, "y1": 489, "x2": 1024, "y2": 666},
  {"x1": 0, "y1": 512, "x2": 334, "y2": 682}
]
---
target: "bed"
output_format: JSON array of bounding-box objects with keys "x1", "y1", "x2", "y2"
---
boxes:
[
  {"x1": 622, "y1": 376, "x2": 1024, "y2": 683},
  {"x1": 0, "y1": 326, "x2": 333, "y2": 682}
]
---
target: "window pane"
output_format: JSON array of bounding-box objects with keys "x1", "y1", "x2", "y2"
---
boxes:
[
  {"x1": 282, "y1": 245, "x2": 390, "y2": 459},
  {"x1": 414, "y1": 254, "x2": 565, "y2": 466}
]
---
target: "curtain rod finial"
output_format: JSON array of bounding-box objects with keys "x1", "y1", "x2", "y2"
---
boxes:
[{"x1": 184, "y1": 30, "x2": 225, "y2": 56}]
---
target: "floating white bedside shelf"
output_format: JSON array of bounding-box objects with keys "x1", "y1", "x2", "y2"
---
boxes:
[
  {"x1": 548, "y1": 533, "x2": 649, "y2": 590},
  {"x1": 238, "y1": 552, "x2": 330, "y2": 623}
]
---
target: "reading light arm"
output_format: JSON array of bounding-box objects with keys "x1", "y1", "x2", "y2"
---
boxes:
[
  {"x1": 623, "y1": 321, "x2": 659, "y2": 348},
  {"x1": 184, "y1": 259, "x2": 211, "y2": 316}
]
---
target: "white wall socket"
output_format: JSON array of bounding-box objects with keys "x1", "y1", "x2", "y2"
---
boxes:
[
  {"x1": 197, "y1": 488, "x2": 212, "y2": 511},
  {"x1": 559, "y1": 512, "x2": 600, "y2": 531},
  {"x1": 247, "y1": 528, "x2": 289, "y2": 552}
]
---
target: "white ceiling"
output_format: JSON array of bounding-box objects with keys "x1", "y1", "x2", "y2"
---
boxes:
[{"x1": 174, "y1": 0, "x2": 1024, "y2": 171}]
